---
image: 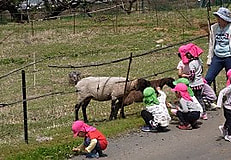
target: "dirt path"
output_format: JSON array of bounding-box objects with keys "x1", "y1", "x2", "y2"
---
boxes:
[{"x1": 70, "y1": 109, "x2": 230, "y2": 160}]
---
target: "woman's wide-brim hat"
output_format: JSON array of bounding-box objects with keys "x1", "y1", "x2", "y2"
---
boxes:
[{"x1": 213, "y1": 7, "x2": 231, "y2": 22}]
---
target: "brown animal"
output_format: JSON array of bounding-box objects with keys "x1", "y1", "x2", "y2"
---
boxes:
[{"x1": 123, "y1": 77, "x2": 175, "y2": 106}]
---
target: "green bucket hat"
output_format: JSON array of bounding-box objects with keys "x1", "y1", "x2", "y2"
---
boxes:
[
  {"x1": 143, "y1": 87, "x2": 159, "y2": 106},
  {"x1": 173, "y1": 78, "x2": 194, "y2": 97}
]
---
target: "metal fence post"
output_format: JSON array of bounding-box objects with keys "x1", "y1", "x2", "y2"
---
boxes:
[{"x1": 22, "y1": 70, "x2": 28, "y2": 144}]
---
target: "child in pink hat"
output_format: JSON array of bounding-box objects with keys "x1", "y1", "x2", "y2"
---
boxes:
[
  {"x1": 171, "y1": 83, "x2": 202, "y2": 130},
  {"x1": 178, "y1": 43, "x2": 208, "y2": 120},
  {"x1": 72, "y1": 120, "x2": 108, "y2": 158},
  {"x1": 217, "y1": 69, "x2": 231, "y2": 142}
]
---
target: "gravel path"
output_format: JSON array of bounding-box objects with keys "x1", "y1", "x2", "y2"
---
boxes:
[{"x1": 70, "y1": 109, "x2": 230, "y2": 160}]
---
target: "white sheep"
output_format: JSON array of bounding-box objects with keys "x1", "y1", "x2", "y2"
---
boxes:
[{"x1": 71, "y1": 73, "x2": 149, "y2": 122}]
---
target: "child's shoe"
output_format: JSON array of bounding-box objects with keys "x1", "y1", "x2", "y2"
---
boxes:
[
  {"x1": 141, "y1": 126, "x2": 151, "y2": 132},
  {"x1": 219, "y1": 125, "x2": 228, "y2": 137},
  {"x1": 177, "y1": 124, "x2": 192, "y2": 130},
  {"x1": 201, "y1": 113, "x2": 208, "y2": 120},
  {"x1": 224, "y1": 135, "x2": 231, "y2": 142},
  {"x1": 86, "y1": 152, "x2": 99, "y2": 158},
  {"x1": 98, "y1": 150, "x2": 107, "y2": 157}
]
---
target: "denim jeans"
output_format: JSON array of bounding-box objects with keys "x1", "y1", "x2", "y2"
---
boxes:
[
  {"x1": 84, "y1": 137, "x2": 102, "y2": 154},
  {"x1": 205, "y1": 55, "x2": 231, "y2": 85}
]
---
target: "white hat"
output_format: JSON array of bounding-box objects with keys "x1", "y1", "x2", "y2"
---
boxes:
[{"x1": 213, "y1": 7, "x2": 231, "y2": 22}]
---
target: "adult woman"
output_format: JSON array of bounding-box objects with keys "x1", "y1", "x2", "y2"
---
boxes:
[{"x1": 205, "y1": 7, "x2": 231, "y2": 85}]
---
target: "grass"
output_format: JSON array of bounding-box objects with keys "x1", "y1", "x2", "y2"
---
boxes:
[{"x1": 0, "y1": 5, "x2": 227, "y2": 159}]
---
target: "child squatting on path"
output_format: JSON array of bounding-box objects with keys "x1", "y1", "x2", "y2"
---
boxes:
[
  {"x1": 217, "y1": 69, "x2": 231, "y2": 142},
  {"x1": 171, "y1": 78, "x2": 203, "y2": 116},
  {"x1": 171, "y1": 83, "x2": 202, "y2": 130},
  {"x1": 72, "y1": 120, "x2": 108, "y2": 158},
  {"x1": 141, "y1": 87, "x2": 171, "y2": 132}
]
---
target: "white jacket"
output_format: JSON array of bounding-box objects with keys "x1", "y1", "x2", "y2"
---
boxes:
[{"x1": 146, "y1": 90, "x2": 171, "y2": 127}]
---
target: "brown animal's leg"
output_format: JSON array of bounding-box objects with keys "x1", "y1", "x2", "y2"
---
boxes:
[
  {"x1": 117, "y1": 99, "x2": 126, "y2": 119},
  {"x1": 82, "y1": 99, "x2": 91, "y2": 123}
]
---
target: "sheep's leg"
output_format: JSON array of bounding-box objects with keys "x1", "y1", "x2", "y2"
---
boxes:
[
  {"x1": 75, "y1": 103, "x2": 82, "y2": 121},
  {"x1": 82, "y1": 99, "x2": 91, "y2": 123},
  {"x1": 109, "y1": 99, "x2": 116, "y2": 120}
]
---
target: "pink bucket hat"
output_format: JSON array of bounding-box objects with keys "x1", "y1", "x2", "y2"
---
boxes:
[
  {"x1": 171, "y1": 83, "x2": 192, "y2": 101},
  {"x1": 179, "y1": 43, "x2": 203, "y2": 64},
  {"x1": 227, "y1": 69, "x2": 231, "y2": 86},
  {"x1": 72, "y1": 120, "x2": 96, "y2": 137}
]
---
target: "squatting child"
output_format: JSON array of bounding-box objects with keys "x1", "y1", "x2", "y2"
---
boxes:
[
  {"x1": 141, "y1": 87, "x2": 171, "y2": 132},
  {"x1": 171, "y1": 83, "x2": 202, "y2": 130},
  {"x1": 72, "y1": 120, "x2": 108, "y2": 158}
]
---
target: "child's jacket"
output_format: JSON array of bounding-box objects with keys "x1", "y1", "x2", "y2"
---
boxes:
[{"x1": 145, "y1": 90, "x2": 171, "y2": 127}]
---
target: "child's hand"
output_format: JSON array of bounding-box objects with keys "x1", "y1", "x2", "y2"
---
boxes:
[
  {"x1": 72, "y1": 147, "x2": 81, "y2": 152},
  {"x1": 156, "y1": 87, "x2": 161, "y2": 91}
]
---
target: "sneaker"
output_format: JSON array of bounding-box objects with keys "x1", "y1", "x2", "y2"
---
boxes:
[
  {"x1": 211, "y1": 103, "x2": 218, "y2": 110},
  {"x1": 219, "y1": 125, "x2": 228, "y2": 137},
  {"x1": 86, "y1": 152, "x2": 99, "y2": 158},
  {"x1": 177, "y1": 124, "x2": 192, "y2": 130},
  {"x1": 201, "y1": 113, "x2": 208, "y2": 120},
  {"x1": 97, "y1": 150, "x2": 107, "y2": 157},
  {"x1": 224, "y1": 135, "x2": 231, "y2": 142},
  {"x1": 141, "y1": 126, "x2": 151, "y2": 132}
]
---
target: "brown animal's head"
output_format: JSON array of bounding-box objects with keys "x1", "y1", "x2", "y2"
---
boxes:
[
  {"x1": 160, "y1": 77, "x2": 175, "y2": 89},
  {"x1": 68, "y1": 71, "x2": 82, "y2": 85},
  {"x1": 134, "y1": 78, "x2": 151, "y2": 92}
]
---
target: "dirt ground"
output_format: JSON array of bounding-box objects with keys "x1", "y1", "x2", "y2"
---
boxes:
[{"x1": 70, "y1": 109, "x2": 230, "y2": 160}]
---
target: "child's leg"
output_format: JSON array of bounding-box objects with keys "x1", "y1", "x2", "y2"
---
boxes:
[
  {"x1": 84, "y1": 138, "x2": 100, "y2": 153},
  {"x1": 193, "y1": 88, "x2": 206, "y2": 113},
  {"x1": 176, "y1": 111, "x2": 189, "y2": 125},
  {"x1": 224, "y1": 108, "x2": 231, "y2": 135},
  {"x1": 141, "y1": 110, "x2": 153, "y2": 127},
  {"x1": 187, "y1": 111, "x2": 200, "y2": 128}
]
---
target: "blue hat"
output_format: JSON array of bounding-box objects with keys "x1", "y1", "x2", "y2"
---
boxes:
[{"x1": 213, "y1": 7, "x2": 231, "y2": 22}]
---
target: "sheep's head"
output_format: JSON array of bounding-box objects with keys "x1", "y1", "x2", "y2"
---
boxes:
[{"x1": 68, "y1": 71, "x2": 81, "y2": 85}]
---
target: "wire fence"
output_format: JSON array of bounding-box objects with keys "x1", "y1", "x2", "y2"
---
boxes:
[{"x1": 0, "y1": 0, "x2": 215, "y2": 147}]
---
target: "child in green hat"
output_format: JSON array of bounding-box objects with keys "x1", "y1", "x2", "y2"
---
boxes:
[{"x1": 141, "y1": 87, "x2": 171, "y2": 132}]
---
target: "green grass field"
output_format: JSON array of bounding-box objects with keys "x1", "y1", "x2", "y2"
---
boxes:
[{"x1": 0, "y1": 6, "x2": 228, "y2": 159}]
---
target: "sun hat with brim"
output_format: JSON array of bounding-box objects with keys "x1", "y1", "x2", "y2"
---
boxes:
[
  {"x1": 72, "y1": 120, "x2": 96, "y2": 137},
  {"x1": 173, "y1": 78, "x2": 194, "y2": 97},
  {"x1": 171, "y1": 83, "x2": 192, "y2": 101},
  {"x1": 143, "y1": 87, "x2": 159, "y2": 106},
  {"x1": 213, "y1": 7, "x2": 231, "y2": 22}
]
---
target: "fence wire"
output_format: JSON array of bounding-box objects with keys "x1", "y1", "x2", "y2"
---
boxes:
[{"x1": 0, "y1": 0, "x2": 217, "y2": 148}]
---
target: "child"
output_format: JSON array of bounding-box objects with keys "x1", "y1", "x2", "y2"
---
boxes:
[
  {"x1": 172, "y1": 78, "x2": 203, "y2": 115},
  {"x1": 179, "y1": 43, "x2": 208, "y2": 120},
  {"x1": 72, "y1": 120, "x2": 108, "y2": 158},
  {"x1": 202, "y1": 78, "x2": 218, "y2": 110},
  {"x1": 141, "y1": 87, "x2": 171, "y2": 132},
  {"x1": 217, "y1": 69, "x2": 231, "y2": 142},
  {"x1": 171, "y1": 83, "x2": 202, "y2": 130}
]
